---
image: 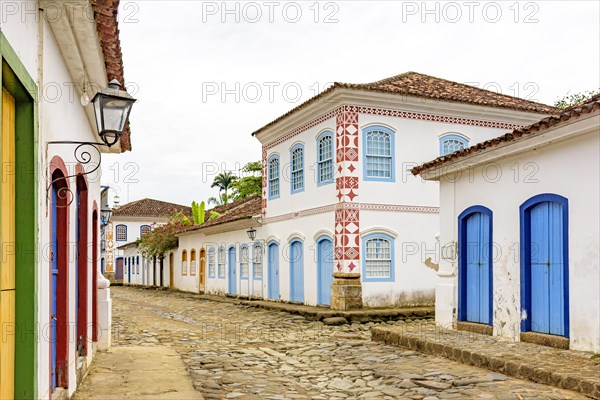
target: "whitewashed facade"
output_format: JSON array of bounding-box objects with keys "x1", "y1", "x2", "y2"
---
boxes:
[
  {"x1": 168, "y1": 74, "x2": 557, "y2": 309},
  {"x1": 415, "y1": 98, "x2": 600, "y2": 352},
  {"x1": 0, "y1": 1, "x2": 132, "y2": 398}
]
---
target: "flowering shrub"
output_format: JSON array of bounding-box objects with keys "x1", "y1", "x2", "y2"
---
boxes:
[{"x1": 138, "y1": 211, "x2": 192, "y2": 258}]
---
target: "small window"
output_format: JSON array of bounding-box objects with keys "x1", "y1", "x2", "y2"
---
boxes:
[
  {"x1": 317, "y1": 132, "x2": 334, "y2": 185},
  {"x1": 182, "y1": 250, "x2": 188, "y2": 275},
  {"x1": 363, "y1": 233, "x2": 394, "y2": 281},
  {"x1": 218, "y1": 247, "x2": 225, "y2": 278},
  {"x1": 115, "y1": 224, "x2": 127, "y2": 241},
  {"x1": 364, "y1": 126, "x2": 394, "y2": 181},
  {"x1": 290, "y1": 144, "x2": 304, "y2": 193},
  {"x1": 439, "y1": 134, "x2": 468, "y2": 156},
  {"x1": 268, "y1": 155, "x2": 280, "y2": 199},
  {"x1": 240, "y1": 246, "x2": 249, "y2": 279},
  {"x1": 190, "y1": 250, "x2": 197, "y2": 276},
  {"x1": 208, "y1": 247, "x2": 216, "y2": 278},
  {"x1": 253, "y1": 244, "x2": 263, "y2": 278},
  {"x1": 140, "y1": 225, "x2": 152, "y2": 236}
]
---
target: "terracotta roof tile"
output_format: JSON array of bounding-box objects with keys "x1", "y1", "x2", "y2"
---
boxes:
[
  {"x1": 113, "y1": 198, "x2": 192, "y2": 219},
  {"x1": 182, "y1": 195, "x2": 261, "y2": 233},
  {"x1": 91, "y1": 0, "x2": 132, "y2": 152},
  {"x1": 411, "y1": 97, "x2": 600, "y2": 176},
  {"x1": 251, "y1": 72, "x2": 559, "y2": 137}
]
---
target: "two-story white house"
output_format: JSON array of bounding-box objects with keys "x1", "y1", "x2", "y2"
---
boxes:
[
  {"x1": 102, "y1": 198, "x2": 192, "y2": 284},
  {"x1": 169, "y1": 72, "x2": 559, "y2": 310}
]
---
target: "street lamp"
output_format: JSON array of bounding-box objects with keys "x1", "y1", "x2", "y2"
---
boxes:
[
  {"x1": 91, "y1": 79, "x2": 137, "y2": 147},
  {"x1": 100, "y1": 207, "x2": 113, "y2": 228},
  {"x1": 246, "y1": 227, "x2": 257, "y2": 241}
]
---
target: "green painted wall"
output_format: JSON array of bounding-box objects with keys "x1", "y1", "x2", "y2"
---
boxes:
[{"x1": 1, "y1": 32, "x2": 38, "y2": 400}]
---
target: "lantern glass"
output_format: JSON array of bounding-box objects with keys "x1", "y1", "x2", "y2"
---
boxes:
[
  {"x1": 100, "y1": 208, "x2": 113, "y2": 227},
  {"x1": 91, "y1": 80, "x2": 137, "y2": 147},
  {"x1": 247, "y1": 228, "x2": 257, "y2": 241}
]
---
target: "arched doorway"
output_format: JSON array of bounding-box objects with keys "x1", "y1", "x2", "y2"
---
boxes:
[
  {"x1": 199, "y1": 248, "x2": 206, "y2": 294},
  {"x1": 520, "y1": 194, "x2": 569, "y2": 337},
  {"x1": 289, "y1": 239, "x2": 304, "y2": 303},
  {"x1": 317, "y1": 237, "x2": 334, "y2": 306},
  {"x1": 228, "y1": 246, "x2": 237, "y2": 295},
  {"x1": 458, "y1": 206, "x2": 493, "y2": 326},
  {"x1": 169, "y1": 253, "x2": 174, "y2": 289},
  {"x1": 50, "y1": 169, "x2": 70, "y2": 390},
  {"x1": 76, "y1": 175, "x2": 88, "y2": 357},
  {"x1": 267, "y1": 242, "x2": 279, "y2": 300}
]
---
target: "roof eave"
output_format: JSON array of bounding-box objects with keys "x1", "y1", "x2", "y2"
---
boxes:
[
  {"x1": 177, "y1": 217, "x2": 260, "y2": 237},
  {"x1": 416, "y1": 112, "x2": 600, "y2": 180}
]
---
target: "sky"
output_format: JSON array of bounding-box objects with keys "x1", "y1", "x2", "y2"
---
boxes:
[{"x1": 101, "y1": 0, "x2": 600, "y2": 207}]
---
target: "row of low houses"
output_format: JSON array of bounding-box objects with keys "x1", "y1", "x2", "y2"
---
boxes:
[
  {"x1": 122, "y1": 71, "x2": 599, "y2": 353},
  {"x1": 1, "y1": 1, "x2": 134, "y2": 399}
]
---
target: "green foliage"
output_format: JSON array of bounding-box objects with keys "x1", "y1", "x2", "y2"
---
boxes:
[
  {"x1": 138, "y1": 211, "x2": 192, "y2": 258},
  {"x1": 210, "y1": 171, "x2": 238, "y2": 205},
  {"x1": 591, "y1": 353, "x2": 600, "y2": 360},
  {"x1": 554, "y1": 90, "x2": 599, "y2": 109},
  {"x1": 191, "y1": 200, "x2": 206, "y2": 225},
  {"x1": 208, "y1": 211, "x2": 221, "y2": 220},
  {"x1": 231, "y1": 161, "x2": 262, "y2": 201},
  {"x1": 207, "y1": 193, "x2": 228, "y2": 206}
]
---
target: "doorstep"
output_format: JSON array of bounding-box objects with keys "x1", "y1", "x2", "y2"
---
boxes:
[{"x1": 371, "y1": 324, "x2": 600, "y2": 399}]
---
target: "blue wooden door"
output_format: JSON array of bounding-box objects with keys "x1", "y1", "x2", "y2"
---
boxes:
[
  {"x1": 530, "y1": 202, "x2": 565, "y2": 336},
  {"x1": 317, "y1": 238, "x2": 333, "y2": 306},
  {"x1": 128, "y1": 257, "x2": 131, "y2": 282},
  {"x1": 289, "y1": 241, "x2": 304, "y2": 303},
  {"x1": 51, "y1": 185, "x2": 58, "y2": 390},
  {"x1": 465, "y1": 212, "x2": 491, "y2": 324},
  {"x1": 268, "y1": 243, "x2": 279, "y2": 300},
  {"x1": 228, "y1": 247, "x2": 237, "y2": 295}
]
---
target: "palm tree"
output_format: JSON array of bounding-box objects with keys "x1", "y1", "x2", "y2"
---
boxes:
[
  {"x1": 207, "y1": 193, "x2": 228, "y2": 206},
  {"x1": 210, "y1": 171, "x2": 237, "y2": 205}
]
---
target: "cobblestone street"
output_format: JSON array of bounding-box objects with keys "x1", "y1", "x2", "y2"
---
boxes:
[{"x1": 103, "y1": 287, "x2": 587, "y2": 400}]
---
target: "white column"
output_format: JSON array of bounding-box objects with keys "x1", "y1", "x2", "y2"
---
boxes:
[{"x1": 97, "y1": 273, "x2": 112, "y2": 351}]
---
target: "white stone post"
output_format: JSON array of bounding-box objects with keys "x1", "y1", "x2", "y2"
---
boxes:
[{"x1": 97, "y1": 273, "x2": 112, "y2": 351}]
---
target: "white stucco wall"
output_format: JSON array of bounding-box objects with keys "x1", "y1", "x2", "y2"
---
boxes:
[{"x1": 436, "y1": 122, "x2": 599, "y2": 352}]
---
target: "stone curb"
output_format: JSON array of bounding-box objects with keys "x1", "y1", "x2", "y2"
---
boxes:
[
  {"x1": 137, "y1": 286, "x2": 435, "y2": 324},
  {"x1": 371, "y1": 326, "x2": 600, "y2": 399}
]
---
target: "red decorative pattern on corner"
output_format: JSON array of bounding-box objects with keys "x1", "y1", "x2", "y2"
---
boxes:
[{"x1": 334, "y1": 107, "x2": 361, "y2": 273}]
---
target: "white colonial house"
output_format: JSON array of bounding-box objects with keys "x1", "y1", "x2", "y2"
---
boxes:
[
  {"x1": 1, "y1": 1, "x2": 134, "y2": 398},
  {"x1": 102, "y1": 198, "x2": 192, "y2": 284},
  {"x1": 169, "y1": 72, "x2": 560, "y2": 310},
  {"x1": 413, "y1": 95, "x2": 600, "y2": 353}
]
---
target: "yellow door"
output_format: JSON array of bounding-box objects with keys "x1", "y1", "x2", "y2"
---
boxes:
[
  {"x1": 199, "y1": 249, "x2": 206, "y2": 293},
  {"x1": 1, "y1": 87, "x2": 16, "y2": 399}
]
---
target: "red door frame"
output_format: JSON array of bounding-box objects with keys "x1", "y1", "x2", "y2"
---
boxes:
[
  {"x1": 50, "y1": 165, "x2": 70, "y2": 390},
  {"x1": 91, "y1": 207, "x2": 98, "y2": 342},
  {"x1": 76, "y1": 175, "x2": 88, "y2": 356}
]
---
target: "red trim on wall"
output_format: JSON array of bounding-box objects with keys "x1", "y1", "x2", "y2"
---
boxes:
[
  {"x1": 91, "y1": 201, "x2": 99, "y2": 342},
  {"x1": 49, "y1": 166, "x2": 70, "y2": 390},
  {"x1": 76, "y1": 176, "x2": 89, "y2": 356}
]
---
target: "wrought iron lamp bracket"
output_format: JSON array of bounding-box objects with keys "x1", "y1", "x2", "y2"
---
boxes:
[{"x1": 46, "y1": 141, "x2": 108, "y2": 208}]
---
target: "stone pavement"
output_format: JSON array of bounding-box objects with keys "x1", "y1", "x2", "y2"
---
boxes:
[
  {"x1": 72, "y1": 346, "x2": 203, "y2": 400},
  {"x1": 372, "y1": 325, "x2": 600, "y2": 399},
  {"x1": 87, "y1": 286, "x2": 589, "y2": 399}
]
